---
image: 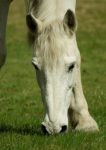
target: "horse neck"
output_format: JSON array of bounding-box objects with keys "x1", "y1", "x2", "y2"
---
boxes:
[{"x1": 33, "y1": 0, "x2": 76, "y2": 24}]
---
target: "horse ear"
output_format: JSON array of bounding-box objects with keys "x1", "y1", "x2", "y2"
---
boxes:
[
  {"x1": 63, "y1": 9, "x2": 77, "y2": 33},
  {"x1": 26, "y1": 13, "x2": 42, "y2": 34}
]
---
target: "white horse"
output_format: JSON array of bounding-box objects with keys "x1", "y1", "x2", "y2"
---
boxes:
[{"x1": 26, "y1": 0, "x2": 99, "y2": 134}]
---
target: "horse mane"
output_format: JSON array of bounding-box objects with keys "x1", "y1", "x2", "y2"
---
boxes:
[
  {"x1": 26, "y1": 0, "x2": 76, "y2": 68},
  {"x1": 32, "y1": 20, "x2": 70, "y2": 68},
  {"x1": 25, "y1": 0, "x2": 41, "y2": 13}
]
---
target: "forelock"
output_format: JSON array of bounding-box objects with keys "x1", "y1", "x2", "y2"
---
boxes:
[{"x1": 34, "y1": 20, "x2": 69, "y2": 68}]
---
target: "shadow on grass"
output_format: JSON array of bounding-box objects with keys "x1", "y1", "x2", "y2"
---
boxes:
[{"x1": 0, "y1": 123, "x2": 44, "y2": 136}]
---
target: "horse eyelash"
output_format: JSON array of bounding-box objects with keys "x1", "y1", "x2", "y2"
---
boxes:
[{"x1": 68, "y1": 63, "x2": 75, "y2": 72}]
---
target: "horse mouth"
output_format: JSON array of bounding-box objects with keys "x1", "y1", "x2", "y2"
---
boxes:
[{"x1": 41, "y1": 123, "x2": 67, "y2": 135}]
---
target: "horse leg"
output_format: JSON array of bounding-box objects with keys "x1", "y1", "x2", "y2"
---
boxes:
[
  {"x1": 69, "y1": 64, "x2": 99, "y2": 132},
  {"x1": 0, "y1": 0, "x2": 12, "y2": 69}
]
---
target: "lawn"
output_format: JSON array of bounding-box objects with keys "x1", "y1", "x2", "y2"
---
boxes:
[{"x1": 0, "y1": 0, "x2": 106, "y2": 149}]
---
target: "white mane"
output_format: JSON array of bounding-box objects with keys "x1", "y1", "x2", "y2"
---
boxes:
[
  {"x1": 26, "y1": 0, "x2": 77, "y2": 68},
  {"x1": 26, "y1": 0, "x2": 76, "y2": 24},
  {"x1": 33, "y1": 20, "x2": 76, "y2": 69}
]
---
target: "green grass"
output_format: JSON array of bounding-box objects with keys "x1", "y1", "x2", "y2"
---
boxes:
[{"x1": 0, "y1": 0, "x2": 106, "y2": 149}]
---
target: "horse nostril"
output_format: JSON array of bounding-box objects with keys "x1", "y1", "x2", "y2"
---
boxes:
[
  {"x1": 60, "y1": 125, "x2": 67, "y2": 133},
  {"x1": 41, "y1": 124, "x2": 48, "y2": 134}
]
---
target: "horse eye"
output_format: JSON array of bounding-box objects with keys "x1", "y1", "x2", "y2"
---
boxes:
[
  {"x1": 32, "y1": 62, "x2": 39, "y2": 70},
  {"x1": 68, "y1": 63, "x2": 75, "y2": 72}
]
